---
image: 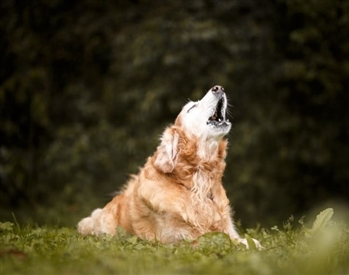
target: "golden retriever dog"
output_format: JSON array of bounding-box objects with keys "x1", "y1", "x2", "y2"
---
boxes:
[{"x1": 78, "y1": 85, "x2": 261, "y2": 249}]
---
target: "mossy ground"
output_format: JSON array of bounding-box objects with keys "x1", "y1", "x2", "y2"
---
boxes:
[{"x1": 1, "y1": 210, "x2": 349, "y2": 275}]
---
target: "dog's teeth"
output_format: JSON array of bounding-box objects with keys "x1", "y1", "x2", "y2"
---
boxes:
[{"x1": 227, "y1": 119, "x2": 229, "y2": 122}]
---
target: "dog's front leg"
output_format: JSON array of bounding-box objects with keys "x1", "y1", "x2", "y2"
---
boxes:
[
  {"x1": 78, "y1": 208, "x2": 117, "y2": 236},
  {"x1": 137, "y1": 181, "x2": 197, "y2": 226}
]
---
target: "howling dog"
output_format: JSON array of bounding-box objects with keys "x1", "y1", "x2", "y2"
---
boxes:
[{"x1": 78, "y1": 85, "x2": 261, "y2": 249}]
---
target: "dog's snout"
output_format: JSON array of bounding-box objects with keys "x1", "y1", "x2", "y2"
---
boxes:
[{"x1": 211, "y1": 85, "x2": 224, "y2": 94}]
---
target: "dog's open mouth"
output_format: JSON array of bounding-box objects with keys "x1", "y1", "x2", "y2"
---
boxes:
[{"x1": 207, "y1": 96, "x2": 230, "y2": 127}]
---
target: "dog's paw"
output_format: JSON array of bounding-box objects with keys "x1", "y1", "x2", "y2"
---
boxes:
[
  {"x1": 77, "y1": 208, "x2": 116, "y2": 236},
  {"x1": 236, "y1": 237, "x2": 263, "y2": 250},
  {"x1": 78, "y1": 216, "x2": 95, "y2": 235}
]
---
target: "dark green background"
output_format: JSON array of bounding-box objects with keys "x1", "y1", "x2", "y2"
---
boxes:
[{"x1": 1, "y1": 0, "x2": 348, "y2": 227}]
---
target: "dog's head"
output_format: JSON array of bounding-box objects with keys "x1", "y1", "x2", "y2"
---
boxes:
[
  {"x1": 176, "y1": 85, "x2": 231, "y2": 140},
  {"x1": 154, "y1": 86, "x2": 231, "y2": 173}
]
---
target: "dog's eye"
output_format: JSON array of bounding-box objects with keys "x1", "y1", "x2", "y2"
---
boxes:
[{"x1": 187, "y1": 104, "x2": 197, "y2": 113}]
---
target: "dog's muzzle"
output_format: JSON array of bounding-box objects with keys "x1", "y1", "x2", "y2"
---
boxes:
[{"x1": 206, "y1": 86, "x2": 230, "y2": 128}]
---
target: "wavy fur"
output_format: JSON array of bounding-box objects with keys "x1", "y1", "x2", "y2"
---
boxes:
[{"x1": 78, "y1": 86, "x2": 261, "y2": 249}]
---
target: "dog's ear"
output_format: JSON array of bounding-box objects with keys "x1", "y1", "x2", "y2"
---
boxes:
[{"x1": 154, "y1": 128, "x2": 179, "y2": 173}]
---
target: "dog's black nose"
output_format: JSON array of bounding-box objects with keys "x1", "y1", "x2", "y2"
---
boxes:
[{"x1": 211, "y1": 85, "x2": 224, "y2": 94}]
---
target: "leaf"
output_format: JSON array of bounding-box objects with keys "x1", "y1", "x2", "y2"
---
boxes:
[{"x1": 306, "y1": 208, "x2": 334, "y2": 237}]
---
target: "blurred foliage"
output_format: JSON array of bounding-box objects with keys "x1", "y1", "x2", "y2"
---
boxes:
[{"x1": 1, "y1": 0, "x2": 349, "y2": 226}]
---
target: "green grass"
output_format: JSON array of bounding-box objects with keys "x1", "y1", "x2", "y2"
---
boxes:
[{"x1": 1, "y1": 209, "x2": 349, "y2": 275}]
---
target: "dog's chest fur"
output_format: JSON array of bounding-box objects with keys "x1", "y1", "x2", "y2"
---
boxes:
[{"x1": 128, "y1": 136, "x2": 231, "y2": 243}]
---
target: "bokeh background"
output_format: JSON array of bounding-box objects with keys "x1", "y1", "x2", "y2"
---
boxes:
[{"x1": 1, "y1": 0, "x2": 349, "y2": 228}]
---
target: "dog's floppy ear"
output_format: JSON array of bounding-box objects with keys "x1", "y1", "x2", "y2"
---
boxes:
[{"x1": 154, "y1": 128, "x2": 179, "y2": 173}]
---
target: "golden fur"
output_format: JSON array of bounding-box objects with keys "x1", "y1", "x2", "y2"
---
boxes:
[{"x1": 78, "y1": 86, "x2": 261, "y2": 248}]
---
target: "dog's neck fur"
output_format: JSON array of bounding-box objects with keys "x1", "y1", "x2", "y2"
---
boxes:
[
  {"x1": 182, "y1": 131, "x2": 227, "y2": 202},
  {"x1": 152, "y1": 125, "x2": 228, "y2": 197}
]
